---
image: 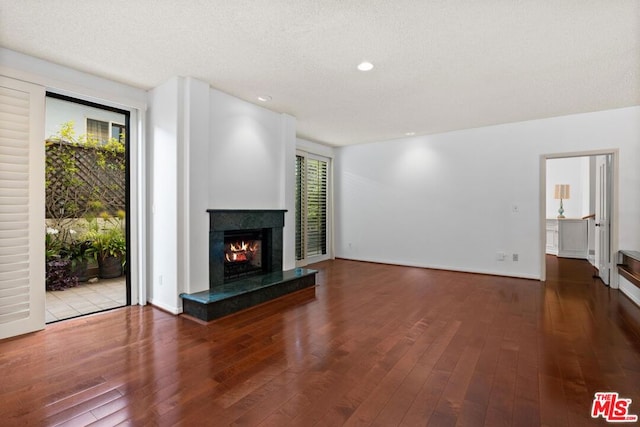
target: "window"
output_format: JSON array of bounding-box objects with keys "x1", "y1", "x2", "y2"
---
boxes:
[
  {"x1": 111, "y1": 123, "x2": 125, "y2": 142},
  {"x1": 87, "y1": 118, "x2": 109, "y2": 143},
  {"x1": 296, "y1": 152, "x2": 330, "y2": 263},
  {"x1": 86, "y1": 118, "x2": 125, "y2": 144}
]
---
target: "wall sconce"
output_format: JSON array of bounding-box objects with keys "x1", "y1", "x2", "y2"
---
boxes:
[{"x1": 554, "y1": 184, "x2": 570, "y2": 218}]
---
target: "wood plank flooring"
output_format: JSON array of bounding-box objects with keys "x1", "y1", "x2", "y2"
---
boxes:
[{"x1": 1, "y1": 256, "x2": 639, "y2": 426}]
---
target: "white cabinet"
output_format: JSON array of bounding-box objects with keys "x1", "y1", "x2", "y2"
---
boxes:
[
  {"x1": 546, "y1": 218, "x2": 588, "y2": 259},
  {"x1": 546, "y1": 219, "x2": 559, "y2": 255},
  {"x1": 558, "y1": 219, "x2": 588, "y2": 258}
]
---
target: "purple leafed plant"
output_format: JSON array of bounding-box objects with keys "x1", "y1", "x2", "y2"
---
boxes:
[{"x1": 46, "y1": 259, "x2": 78, "y2": 291}]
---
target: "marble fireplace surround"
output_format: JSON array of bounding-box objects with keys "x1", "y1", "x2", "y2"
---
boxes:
[
  {"x1": 208, "y1": 209, "x2": 285, "y2": 288},
  {"x1": 180, "y1": 209, "x2": 317, "y2": 322}
]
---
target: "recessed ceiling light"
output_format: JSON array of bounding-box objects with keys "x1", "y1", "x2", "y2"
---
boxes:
[
  {"x1": 405, "y1": 132, "x2": 416, "y2": 136},
  {"x1": 257, "y1": 95, "x2": 272, "y2": 102},
  {"x1": 357, "y1": 61, "x2": 374, "y2": 71}
]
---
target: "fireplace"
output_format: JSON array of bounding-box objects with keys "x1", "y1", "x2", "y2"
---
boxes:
[
  {"x1": 223, "y1": 229, "x2": 264, "y2": 280},
  {"x1": 208, "y1": 209, "x2": 284, "y2": 289},
  {"x1": 180, "y1": 209, "x2": 317, "y2": 322}
]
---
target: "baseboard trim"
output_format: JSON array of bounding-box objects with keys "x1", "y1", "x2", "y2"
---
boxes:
[
  {"x1": 147, "y1": 299, "x2": 182, "y2": 315},
  {"x1": 334, "y1": 257, "x2": 541, "y2": 281}
]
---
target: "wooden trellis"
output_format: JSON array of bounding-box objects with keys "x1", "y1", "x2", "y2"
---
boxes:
[{"x1": 46, "y1": 141, "x2": 125, "y2": 219}]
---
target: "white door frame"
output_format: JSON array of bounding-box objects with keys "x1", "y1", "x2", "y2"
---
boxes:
[
  {"x1": 539, "y1": 149, "x2": 619, "y2": 287},
  {"x1": 295, "y1": 150, "x2": 333, "y2": 267}
]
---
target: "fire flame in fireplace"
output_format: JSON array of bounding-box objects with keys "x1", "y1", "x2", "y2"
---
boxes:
[{"x1": 225, "y1": 241, "x2": 259, "y2": 263}]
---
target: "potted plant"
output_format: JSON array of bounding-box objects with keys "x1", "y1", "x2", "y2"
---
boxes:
[
  {"x1": 45, "y1": 226, "x2": 78, "y2": 291},
  {"x1": 89, "y1": 226, "x2": 126, "y2": 279},
  {"x1": 60, "y1": 238, "x2": 94, "y2": 282}
]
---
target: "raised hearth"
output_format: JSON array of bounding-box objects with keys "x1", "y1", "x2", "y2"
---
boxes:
[
  {"x1": 181, "y1": 268, "x2": 317, "y2": 321},
  {"x1": 180, "y1": 209, "x2": 317, "y2": 321}
]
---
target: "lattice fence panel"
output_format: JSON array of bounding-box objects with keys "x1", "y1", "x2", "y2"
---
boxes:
[{"x1": 46, "y1": 142, "x2": 125, "y2": 219}]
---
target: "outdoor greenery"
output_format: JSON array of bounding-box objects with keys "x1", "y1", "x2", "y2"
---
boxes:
[
  {"x1": 60, "y1": 239, "x2": 94, "y2": 270},
  {"x1": 85, "y1": 212, "x2": 127, "y2": 263},
  {"x1": 45, "y1": 259, "x2": 78, "y2": 291},
  {"x1": 45, "y1": 121, "x2": 125, "y2": 222},
  {"x1": 45, "y1": 121, "x2": 126, "y2": 290}
]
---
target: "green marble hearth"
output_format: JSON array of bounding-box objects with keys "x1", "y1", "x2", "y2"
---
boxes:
[{"x1": 180, "y1": 268, "x2": 317, "y2": 321}]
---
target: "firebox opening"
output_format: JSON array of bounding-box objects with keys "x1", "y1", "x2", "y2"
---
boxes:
[{"x1": 224, "y1": 229, "x2": 265, "y2": 281}]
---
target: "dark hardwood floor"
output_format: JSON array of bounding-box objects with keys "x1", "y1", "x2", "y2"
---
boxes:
[{"x1": 1, "y1": 256, "x2": 639, "y2": 426}]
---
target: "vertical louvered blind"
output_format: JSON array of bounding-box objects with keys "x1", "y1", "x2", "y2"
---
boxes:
[
  {"x1": 295, "y1": 155, "x2": 305, "y2": 261},
  {"x1": 305, "y1": 158, "x2": 327, "y2": 257},
  {"x1": 0, "y1": 78, "x2": 45, "y2": 339},
  {"x1": 295, "y1": 153, "x2": 329, "y2": 262}
]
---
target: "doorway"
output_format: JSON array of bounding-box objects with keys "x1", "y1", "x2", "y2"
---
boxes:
[
  {"x1": 44, "y1": 93, "x2": 131, "y2": 322},
  {"x1": 541, "y1": 150, "x2": 618, "y2": 287},
  {"x1": 295, "y1": 151, "x2": 332, "y2": 266}
]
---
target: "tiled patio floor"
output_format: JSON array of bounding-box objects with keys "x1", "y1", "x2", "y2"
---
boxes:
[{"x1": 46, "y1": 277, "x2": 126, "y2": 323}]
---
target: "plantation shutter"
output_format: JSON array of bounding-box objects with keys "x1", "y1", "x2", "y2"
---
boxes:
[
  {"x1": 295, "y1": 152, "x2": 329, "y2": 264},
  {"x1": 0, "y1": 77, "x2": 45, "y2": 340},
  {"x1": 305, "y1": 158, "x2": 327, "y2": 257},
  {"x1": 295, "y1": 155, "x2": 305, "y2": 261}
]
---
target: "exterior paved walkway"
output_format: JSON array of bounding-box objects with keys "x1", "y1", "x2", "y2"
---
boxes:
[{"x1": 46, "y1": 277, "x2": 126, "y2": 323}]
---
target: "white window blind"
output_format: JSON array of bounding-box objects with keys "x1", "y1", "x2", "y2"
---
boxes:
[
  {"x1": 0, "y1": 77, "x2": 45, "y2": 339},
  {"x1": 295, "y1": 154, "x2": 329, "y2": 263},
  {"x1": 295, "y1": 155, "x2": 305, "y2": 261},
  {"x1": 306, "y1": 158, "x2": 327, "y2": 257}
]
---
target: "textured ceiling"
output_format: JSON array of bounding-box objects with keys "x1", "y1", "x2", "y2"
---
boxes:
[{"x1": 1, "y1": 1, "x2": 638, "y2": 146}]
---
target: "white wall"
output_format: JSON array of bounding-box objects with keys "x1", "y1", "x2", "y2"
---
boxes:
[
  {"x1": 148, "y1": 77, "x2": 181, "y2": 312},
  {"x1": 297, "y1": 137, "x2": 335, "y2": 158},
  {"x1": 208, "y1": 90, "x2": 288, "y2": 209},
  {"x1": 281, "y1": 117, "x2": 297, "y2": 270},
  {"x1": 183, "y1": 78, "x2": 211, "y2": 296},
  {"x1": 546, "y1": 157, "x2": 591, "y2": 219},
  {"x1": 148, "y1": 81, "x2": 299, "y2": 307},
  {"x1": 335, "y1": 106, "x2": 640, "y2": 280}
]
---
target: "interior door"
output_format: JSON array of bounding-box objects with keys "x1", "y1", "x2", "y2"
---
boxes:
[
  {"x1": 594, "y1": 154, "x2": 611, "y2": 285},
  {"x1": 0, "y1": 76, "x2": 46, "y2": 339}
]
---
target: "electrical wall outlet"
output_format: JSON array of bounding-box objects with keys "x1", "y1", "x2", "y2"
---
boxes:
[
  {"x1": 512, "y1": 253, "x2": 519, "y2": 262},
  {"x1": 496, "y1": 251, "x2": 506, "y2": 261}
]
